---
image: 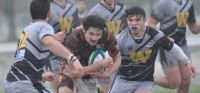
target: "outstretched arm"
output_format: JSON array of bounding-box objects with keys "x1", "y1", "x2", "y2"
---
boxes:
[
  {"x1": 42, "y1": 36, "x2": 83, "y2": 77},
  {"x1": 168, "y1": 43, "x2": 196, "y2": 78}
]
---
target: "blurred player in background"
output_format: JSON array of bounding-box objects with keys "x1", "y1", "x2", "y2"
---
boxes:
[
  {"x1": 76, "y1": 0, "x2": 87, "y2": 26},
  {"x1": 88, "y1": 0, "x2": 128, "y2": 37},
  {"x1": 88, "y1": 0, "x2": 127, "y2": 92},
  {"x1": 4, "y1": 0, "x2": 83, "y2": 92},
  {"x1": 148, "y1": 0, "x2": 200, "y2": 93},
  {"x1": 109, "y1": 6, "x2": 196, "y2": 93},
  {"x1": 46, "y1": 0, "x2": 79, "y2": 93}
]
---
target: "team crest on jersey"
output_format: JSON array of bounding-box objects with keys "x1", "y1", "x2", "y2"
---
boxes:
[
  {"x1": 128, "y1": 50, "x2": 152, "y2": 63},
  {"x1": 175, "y1": 12, "x2": 189, "y2": 27}
]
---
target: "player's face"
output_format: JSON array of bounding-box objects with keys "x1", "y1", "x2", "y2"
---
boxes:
[
  {"x1": 84, "y1": 27, "x2": 103, "y2": 46},
  {"x1": 126, "y1": 15, "x2": 146, "y2": 35},
  {"x1": 104, "y1": 0, "x2": 115, "y2": 5},
  {"x1": 76, "y1": 1, "x2": 86, "y2": 14}
]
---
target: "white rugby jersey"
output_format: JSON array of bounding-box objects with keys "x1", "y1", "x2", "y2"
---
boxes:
[
  {"x1": 7, "y1": 21, "x2": 54, "y2": 83},
  {"x1": 49, "y1": 1, "x2": 78, "y2": 34},
  {"x1": 116, "y1": 26, "x2": 173, "y2": 81}
]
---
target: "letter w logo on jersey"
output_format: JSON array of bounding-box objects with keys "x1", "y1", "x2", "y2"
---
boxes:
[
  {"x1": 58, "y1": 16, "x2": 73, "y2": 33},
  {"x1": 128, "y1": 50, "x2": 152, "y2": 63},
  {"x1": 106, "y1": 20, "x2": 121, "y2": 36},
  {"x1": 175, "y1": 12, "x2": 189, "y2": 27}
]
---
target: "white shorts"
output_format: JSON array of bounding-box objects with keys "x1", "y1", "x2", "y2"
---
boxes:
[
  {"x1": 74, "y1": 78, "x2": 99, "y2": 93},
  {"x1": 109, "y1": 76, "x2": 154, "y2": 93},
  {"x1": 4, "y1": 80, "x2": 50, "y2": 93}
]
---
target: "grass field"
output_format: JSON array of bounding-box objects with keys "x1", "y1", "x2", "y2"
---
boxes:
[{"x1": 0, "y1": 48, "x2": 200, "y2": 93}]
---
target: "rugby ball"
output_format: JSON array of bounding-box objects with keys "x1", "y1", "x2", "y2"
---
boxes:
[{"x1": 88, "y1": 49, "x2": 110, "y2": 66}]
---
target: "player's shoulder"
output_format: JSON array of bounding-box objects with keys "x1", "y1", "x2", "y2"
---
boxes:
[
  {"x1": 30, "y1": 21, "x2": 53, "y2": 29},
  {"x1": 67, "y1": 1, "x2": 77, "y2": 8},
  {"x1": 88, "y1": 3, "x2": 101, "y2": 13},
  {"x1": 24, "y1": 21, "x2": 54, "y2": 36},
  {"x1": 154, "y1": 0, "x2": 169, "y2": 8},
  {"x1": 115, "y1": 2, "x2": 127, "y2": 8},
  {"x1": 116, "y1": 28, "x2": 129, "y2": 39}
]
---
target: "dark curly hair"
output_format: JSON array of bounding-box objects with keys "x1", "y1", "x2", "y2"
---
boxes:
[
  {"x1": 82, "y1": 15, "x2": 107, "y2": 31},
  {"x1": 125, "y1": 6, "x2": 146, "y2": 19}
]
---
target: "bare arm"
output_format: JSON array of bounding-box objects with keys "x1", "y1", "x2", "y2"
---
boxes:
[
  {"x1": 88, "y1": 52, "x2": 121, "y2": 79},
  {"x1": 188, "y1": 22, "x2": 200, "y2": 34},
  {"x1": 168, "y1": 43, "x2": 196, "y2": 77},
  {"x1": 67, "y1": 57, "x2": 113, "y2": 79},
  {"x1": 42, "y1": 36, "x2": 83, "y2": 76},
  {"x1": 83, "y1": 58, "x2": 113, "y2": 74},
  {"x1": 41, "y1": 72, "x2": 56, "y2": 83},
  {"x1": 169, "y1": 43, "x2": 190, "y2": 64},
  {"x1": 104, "y1": 52, "x2": 121, "y2": 76},
  {"x1": 148, "y1": 17, "x2": 159, "y2": 29},
  {"x1": 42, "y1": 35, "x2": 72, "y2": 59}
]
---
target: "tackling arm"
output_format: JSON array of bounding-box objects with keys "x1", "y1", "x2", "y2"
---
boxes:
[
  {"x1": 66, "y1": 57, "x2": 113, "y2": 79},
  {"x1": 87, "y1": 52, "x2": 121, "y2": 79},
  {"x1": 42, "y1": 35, "x2": 83, "y2": 76},
  {"x1": 169, "y1": 43, "x2": 190, "y2": 65}
]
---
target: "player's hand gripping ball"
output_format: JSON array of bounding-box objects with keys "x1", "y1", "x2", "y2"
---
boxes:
[{"x1": 88, "y1": 50, "x2": 110, "y2": 72}]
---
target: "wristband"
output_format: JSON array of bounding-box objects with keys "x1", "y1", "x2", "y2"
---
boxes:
[
  {"x1": 67, "y1": 54, "x2": 78, "y2": 63},
  {"x1": 184, "y1": 60, "x2": 191, "y2": 66}
]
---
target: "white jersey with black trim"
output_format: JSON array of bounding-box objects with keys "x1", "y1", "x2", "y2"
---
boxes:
[
  {"x1": 116, "y1": 26, "x2": 173, "y2": 81},
  {"x1": 88, "y1": 2, "x2": 127, "y2": 36},
  {"x1": 150, "y1": 0, "x2": 196, "y2": 46},
  {"x1": 6, "y1": 21, "x2": 54, "y2": 82}
]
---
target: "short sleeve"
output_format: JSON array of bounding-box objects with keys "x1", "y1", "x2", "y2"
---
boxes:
[{"x1": 39, "y1": 24, "x2": 54, "y2": 40}]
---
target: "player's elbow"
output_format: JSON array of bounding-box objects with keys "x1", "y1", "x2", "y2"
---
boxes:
[{"x1": 42, "y1": 36, "x2": 55, "y2": 47}]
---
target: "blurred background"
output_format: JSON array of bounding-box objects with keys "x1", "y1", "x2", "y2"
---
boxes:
[{"x1": 0, "y1": 0, "x2": 200, "y2": 93}]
